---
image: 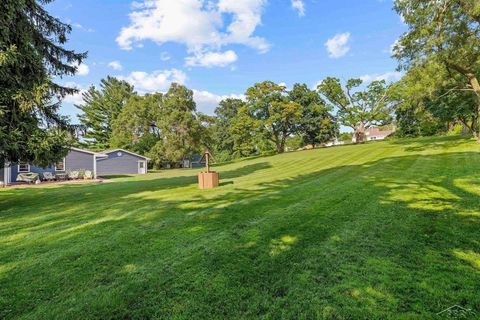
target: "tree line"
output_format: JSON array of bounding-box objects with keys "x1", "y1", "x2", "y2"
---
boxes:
[
  {"x1": 1, "y1": 0, "x2": 479, "y2": 168},
  {"x1": 75, "y1": 77, "x2": 400, "y2": 166}
]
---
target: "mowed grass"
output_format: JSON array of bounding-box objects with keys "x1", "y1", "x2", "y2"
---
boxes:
[{"x1": 1, "y1": 136, "x2": 480, "y2": 319}]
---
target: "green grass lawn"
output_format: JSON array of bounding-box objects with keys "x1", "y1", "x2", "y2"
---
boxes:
[{"x1": 1, "y1": 136, "x2": 480, "y2": 319}]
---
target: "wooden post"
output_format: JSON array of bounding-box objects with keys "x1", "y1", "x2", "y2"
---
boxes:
[{"x1": 197, "y1": 149, "x2": 219, "y2": 189}]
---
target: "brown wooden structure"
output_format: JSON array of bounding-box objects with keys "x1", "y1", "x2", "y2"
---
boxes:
[{"x1": 197, "y1": 150, "x2": 219, "y2": 189}]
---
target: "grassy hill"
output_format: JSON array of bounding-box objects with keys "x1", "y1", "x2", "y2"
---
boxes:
[{"x1": 1, "y1": 136, "x2": 480, "y2": 319}]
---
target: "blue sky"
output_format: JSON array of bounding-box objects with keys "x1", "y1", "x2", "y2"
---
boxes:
[{"x1": 47, "y1": 0, "x2": 406, "y2": 123}]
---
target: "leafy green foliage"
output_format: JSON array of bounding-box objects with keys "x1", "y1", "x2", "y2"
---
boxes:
[
  {"x1": 213, "y1": 98, "x2": 245, "y2": 159},
  {"x1": 394, "y1": 0, "x2": 480, "y2": 137},
  {"x1": 111, "y1": 93, "x2": 162, "y2": 156},
  {"x1": 245, "y1": 81, "x2": 303, "y2": 153},
  {"x1": 338, "y1": 132, "x2": 353, "y2": 142},
  {"x1": 289, "y1": 83, "x2": 339, "y2": 147},
  {"x1": 394, "y1": 61, "x2": 477, "y2": 137},
  {"x1": 318, "y1": 77, "x2": 394, "y2": 143},
  {"x1": 148, "y1": 83, "x2": 203, "y2": 165},
  {"x1": 229, "y1": 106, "x2": 260, "y2": 157}
]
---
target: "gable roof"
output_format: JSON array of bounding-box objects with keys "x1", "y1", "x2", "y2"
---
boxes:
[
  {"x1": 71, "y1": 147, "x2": 108, "y2": 157},
  {"x1": 101, "y1": 148, "x2": 151, "y2": 161}
]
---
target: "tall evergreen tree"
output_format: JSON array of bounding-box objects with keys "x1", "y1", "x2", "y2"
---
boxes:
[
  {"x1": 76, "y1": 76, "x2": 135, "y2": 150},
  {"x1": 0, "y1": 0, "x2": 86, "y2": 167}
]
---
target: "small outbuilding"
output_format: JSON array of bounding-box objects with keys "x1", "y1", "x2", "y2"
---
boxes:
[{"x1": 96, "y1": 149, "x2": 150, "y2": 176}]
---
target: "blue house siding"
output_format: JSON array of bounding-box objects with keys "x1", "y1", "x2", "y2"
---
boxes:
[
  {"x1": 7, "y1": 149, "x2": 97, "y2": 182},
  {"x1": 97, "y1": 150, "x2": 147, "y2": 176},
  {"x1": 65, "y1": 149, "x2": 95, "y2": 172},
  {"x1": 10, "y1": 163, "x2": 55, "y2": 182},
  {"x1": 190, "y1": 155, "x2": 206, "y2": 168}
]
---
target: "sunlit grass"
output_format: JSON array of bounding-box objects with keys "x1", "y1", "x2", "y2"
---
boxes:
[{"x1": 1, "y1": 135, "x2": 480, "y2": 319}]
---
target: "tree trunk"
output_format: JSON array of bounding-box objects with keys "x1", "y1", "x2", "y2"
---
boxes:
[
  {"x1": 465, "y1": 74, "x2": 480, "y2": 139},
  {"x1": 457, "y1": 72, "x2": 480, "y2": 139},
  {"x1": 446, "y1": 63, "x2": 480, "y2": 139},
  {"x1": 277, "y1": 139, "x2": 285, "y2": 153},
  {"x1": 354, "y1": 123, "x2": 366, "y2": 143}
]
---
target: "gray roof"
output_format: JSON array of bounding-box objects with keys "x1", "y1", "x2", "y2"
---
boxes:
[{"x1": 101, "y1": 148, "x2": 151, "y2": 161}]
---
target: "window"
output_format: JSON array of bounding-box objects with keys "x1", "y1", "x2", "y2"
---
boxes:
[
  {"x1": 139, "y1": 161, "x2": 144, "y2": 169},
  {"x1": 55, "y1": 158, "x2": 65, "y2": 171},
  {"x1": 117, "y1": 152, "x2": 122, "y2": 157},
  {"x1": 18, "y1": 162, "x2": 30, "y2": 172}
]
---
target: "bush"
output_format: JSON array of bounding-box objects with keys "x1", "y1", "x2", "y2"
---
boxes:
[{"x1": 447, "y1": 123, "x2": 464, "y2": 136}]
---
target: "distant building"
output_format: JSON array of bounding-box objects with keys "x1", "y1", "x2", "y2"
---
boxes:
[
  {"x1": 1, "y1": 147, "x2": 150, "y2": 185},
  {"x1": 182, "y1": 155, "x2": 206, "y2": 169},
  {"x1": 352, "y1": 126, "x2": 395, "y2": 143},
  {"x1": 324, "y1": 139, "x2": 345, "y2": 147}
]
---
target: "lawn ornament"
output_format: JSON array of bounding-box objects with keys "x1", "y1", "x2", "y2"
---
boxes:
[{"x1": 197, "y1": 149, "x2": 219, "y2": 189}]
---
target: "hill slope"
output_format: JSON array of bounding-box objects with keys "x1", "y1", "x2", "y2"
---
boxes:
[{"x1": 1, "y1": 136, "x2": 480, "y2": 318}]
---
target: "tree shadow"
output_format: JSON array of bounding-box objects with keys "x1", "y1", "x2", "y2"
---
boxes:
[
  {"x1": 391, "y1": 135, "x2": 473, "y2": 152},
  {"x1": 1, "y1": 151, "x2": 480, "y2": 318}
]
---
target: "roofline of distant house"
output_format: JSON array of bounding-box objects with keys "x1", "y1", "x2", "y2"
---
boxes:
[
  {"x1": 71, "y1": 147, "x2": 108, "y2": 157},
  {"x1": 101, "y1": 148, "x2": 151, "y2": 161}
]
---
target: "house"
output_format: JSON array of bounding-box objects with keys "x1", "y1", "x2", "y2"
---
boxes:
[
  {"x1": 324, "y1": 139, "x2": 346, "y2": 147},
  {"x1": 351, "y1": 126, "x2": 395, "y2": 143},
  {"x1": 1, "y1": 147, "x2": 107, "y2": 185},
  {"x1": 180, "y1": 154, "x2": 206, "y2": 169},
  {"x1": 96, "y1": 149, "x2": 150, "y2": 176},
  {"x1": 1, "y1": 147, "x2": 151, "y2": 185},
  {"x1": 365, "y1": 127, "x2": 395, "y2": 141}
]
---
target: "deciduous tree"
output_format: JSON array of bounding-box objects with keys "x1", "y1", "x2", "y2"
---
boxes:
[
  {"x1": 289, "y1": 83, "x2": 339, "y2": 147},
  {"x1": 394, "y1": 0, "x2": 480, "y2": 137},
  {"x1": 213, "y1": 98, "x2": 245, "y2": 158},
  {"x1": 111, "y1": 93, "x2": 162, "y2": 155},
  {"x1": 245, "y1": 81, "x2": 303, "y2": 153},
  {"x1": 150, "y1": 83, "x2": 203, "y2": 163},
  {"x1": 317, "y1": 78, "x2": 394, "y2": 143}
]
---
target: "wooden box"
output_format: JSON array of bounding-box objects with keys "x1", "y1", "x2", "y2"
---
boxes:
[{"x1": 198, "y1": 172, "x2": 219, "y2": 189}]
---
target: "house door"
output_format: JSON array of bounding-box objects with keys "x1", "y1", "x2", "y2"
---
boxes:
[{"x1": 138, "y1": 161, "x2": 146, "y2": 174}]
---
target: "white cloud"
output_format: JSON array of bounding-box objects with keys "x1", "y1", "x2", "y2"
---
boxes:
[
  {"x1": 108, "y1": 60, "x2": 123, "y2": 71},
  {"x1": 72, "y1": 22, "x2": 95, "y2": 32},
  {"x1": 325, "y1": 32, "x2": 351, "y2": 59},
  {"x1": 185, "y1": 50, "x2": 237, "y2": 67},
  {"x1": 63, "y1": 82, "x2": 86, "y2": 105},
  {"x1": 291, "y1": 0, "x2": 305, "y2": 16},
  {"x1": 217, "y1": 0, "x2": 269, "y2": 53},
  {"x1": 116, "y1": 0, "x2": 269, "y2": 65},
  {"x1": 118, "y1": 69, "x2": 187, "y2": 93},
  {"x1": 359, "y1": 71, "x2": 403, "y2": 83},
  {"x1": 193, "y1": 89, "x2": 245, "y2": 114},
  {"x1": 76, "y1": 63, "x2": 90, "y2": 76},
  {"x1": 160, "y1": 51, "x2": 171, "y2": 61}
]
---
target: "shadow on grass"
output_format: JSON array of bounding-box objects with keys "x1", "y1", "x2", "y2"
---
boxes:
[
  {"x1": 100, "y1": 174, "x2": 134, "y2": 179},
  {"x1": 391, "y1": 134, "x2": 474, "y2": 152},
  {"x1": 0, "y1": 151, "x2": 480, "y2": 318}
]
